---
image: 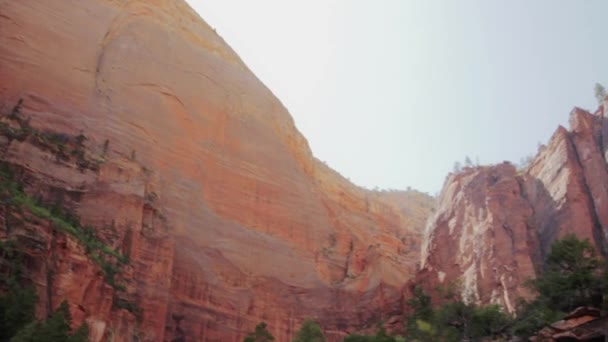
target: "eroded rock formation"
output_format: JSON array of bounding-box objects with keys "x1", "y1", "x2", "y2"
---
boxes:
[
  {"x1": 418, "y1": 107, "x2": 608, "y2": 312},
  {"x1": 0, "y1": 1, "x2": 434, "y2": 341}
]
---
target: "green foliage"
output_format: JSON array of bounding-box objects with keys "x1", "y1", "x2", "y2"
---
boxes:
[
  {"x1": 0, "y1": 260, "x2": 38, "y2": 342},
  {"x1": 470, "y1": 304, "x2": 510, "y2": 337},
  {"x1": 67, "y1": 324, "x2": 89, "y2": 342},
  {"x1": 0, "y1": 285, "x2": 38, "y2": 342},
  {"x1": 343, "y1": 328, "x2": 396, "y2": 342},
  {"x1": 404, "y1": 286, "x2": 510, "y2": 342},
  {"x1": 0, "y1": 163, "x2": 128, "y2": 291},
  {"x1": 244, "y1": 322, "x2": 275, "y2": 342},
  {"x1": 404, "y1": 286, "x2": 434, "y2": 341},
  {"x1": 432, "y1": 301, "x2": 509, "y2": 341},
  {"x1": 293, "y1": 319, "x2": 325, "y2": 342},
  {"x1": 2, "y1": 99, "x2": 100, "y2": 170},
  {"x1": 372, "y1": 328, "x2": 396, "y2": 342},
  {"x1": 532, "y1": 234, "x2": 601, "y2": 312},
  {"x1": 406, "y1": 287, "x2": 433, "y2": 322},
  {"x1": 0, "y1": 240, "x2": 87, "y2": 342},
  {"x1": 253, "y1": 236, "x2": 606, "y2": 342},
  {"x1": 8, "y1": 99, "x2": 24, "y2": 120},
  {"x1": 509, "y1": 234, "x2": 605, "y2": 337},
  {"x1": 402, "y1": 235, "x2": 606, "y2": 341},
  {"x1": 0, "y1": 160, "x2": 138, "y2": 328},
  {"x1": 113, "y1": 298, "x2": 141, "y2": 317},
  {"x1": 595, "y1": 82, "x2": 606, "y2": 103},
  {"x1": 10, "y1": 301, "x2": 88, "y2": 342},
  {"x1": 509, "y1": 298, "x2": 563, "y2": 338},
  {"x1": 0, "y1": 240, "x2": 38, "y2": 342}
]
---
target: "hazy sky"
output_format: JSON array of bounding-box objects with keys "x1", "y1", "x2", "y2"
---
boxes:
[{"x1": 185, "y1": 0, "x2": 608, "y2": 194}]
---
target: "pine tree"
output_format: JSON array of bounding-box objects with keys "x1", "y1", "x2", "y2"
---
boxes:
[
  {"x1": 244, "y1": 322, "x2": 275, "y2": 342},
  {"x1": 594, "y1": 83, "x2": 606, "y2": 104},
  {"x1": 293, "y1": 319, "x2": 325, "y2": 342},
  {"x1": 67, "y1": 324, "x2": 89, "y2": 342},
  {"x1": 532, "y1": 234, "x2": 601, "y2": 312}
]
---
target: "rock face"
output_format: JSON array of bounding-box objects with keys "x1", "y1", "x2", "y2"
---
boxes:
[
  {"x1": 0, "y1": 1, "x2": 434, "y2": 341},
  {"x1": 418, "y1": 163, "x2": 537, "y2": 314},
  {"x1": 419, "y1": 107, "x2": 608, "y2": 312}
]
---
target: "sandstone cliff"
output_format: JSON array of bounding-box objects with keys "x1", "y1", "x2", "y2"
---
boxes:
[
  {"x1": 418, "y1": 106, "x2": 608, "y2": 313},
  {"x1": 0, "y1": 0, "x2": 434, "y2": 341}
]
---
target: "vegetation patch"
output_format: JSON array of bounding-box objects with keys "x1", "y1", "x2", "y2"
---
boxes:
[
  {"x1": 0, "y1": 240, "x2": 88, "y2": 342},
  {"x1": 0, "y1": 157, "x2": 139, "y2": 316},
  {"x1": 1, "y1": 99, "x2": 103, "y2": 172},
  {"x1": 0, "y1": 163, "x2": 126, "y2": 286},
  {"x1": 244, "y1": 322, "x2": 275, "y2": 342},
  {"x1": 402, "y1": 235, "x2": 607, "y2": 342}
]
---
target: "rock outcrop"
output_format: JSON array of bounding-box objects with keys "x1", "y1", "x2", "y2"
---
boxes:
[
  {"x1": 531, "y1": 307, "x2": 607, "y2": 341},
  {"x1": 0, "y1": 0, "x2": 434, "y2": 341},
  {"x1": 418, "y1": 107, "x2": 608, "y2": 311}
]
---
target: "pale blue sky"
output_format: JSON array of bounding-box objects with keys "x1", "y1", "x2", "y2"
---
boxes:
[{"x1": 186, "y1": 0, "x2": 608, "y2": 194}]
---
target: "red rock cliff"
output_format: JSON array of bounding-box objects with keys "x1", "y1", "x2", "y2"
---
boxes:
[
  {"x1": 418, "y1": 107, "x2": 608, "y2": 312},
  {"x1": 0, "y1": 1, "x2": 434, "y2": 341}
]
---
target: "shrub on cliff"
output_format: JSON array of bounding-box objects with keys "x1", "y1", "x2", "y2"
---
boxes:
[
  {"x1": 532, "y1": 234, "x2": 602, "y2": 311},
  {"x1": 10, "y1": 301, "x2": 88, "y2": 342},
  {"x1": 293, "y1": 319, "x2": 325, "y2": 342},
  {"x1": 511, "y1": 234, "x2": 606, "y2": 337},
  {"x1": 0, "y1": 285, "x2": 37, "y2": 342},
  {"x1": 0, "y1": 240, "x2": 88, "y2": 342},
  {"x1": 244, "y1": 322, "x2": 275, "y2": 342},
  {"x1": 0, "y1": 240, "x2": 38, "y2": 342}
]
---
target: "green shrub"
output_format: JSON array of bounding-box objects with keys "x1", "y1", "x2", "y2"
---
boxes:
[
  {"x1": 10, "y1": 301, "x2": 88, "y2": 342},
  {"x1": 0, "y1": 286, "x2": 37, "y2": 341},
  {"x1": 0, "y1": 241, "x2": 87, "y2": 342},
  {"x1": 244, "y1": 322, "x2": 275, "y2": 342},
  {"x1": 509, "y1": 234, "x2": 605, "y2": 337},
  {"x1": 343, "y1": 328, "x2": 396, "y2": 342},
  {"x1": 595, "y1": 83, "x2": 606, "y2": 104},
  {"x1": 531, "y1": 234, "x2": 601, "y2": 312},
  {"x1": 404, "y1": 286, "x2": 510, "y2": 341},
  {"x1": 293, "y1": 319, "x2": 325, "y2": 342},
  {"x1": 0, "y1": 163, "x2": 129, "y2": 291},
  {"x1": 113, "y1": 298, "x2": 141, "y2": 317}
]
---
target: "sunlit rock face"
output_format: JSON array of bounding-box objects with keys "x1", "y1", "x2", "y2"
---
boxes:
[
  {"x1": 418, "y1": 107, "x2": 608, "y2": 312},
  {"x1": 0, "y1": 0, "x2": 434, "y2": 340}
]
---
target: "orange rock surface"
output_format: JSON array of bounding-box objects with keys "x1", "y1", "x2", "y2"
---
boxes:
[
  {"x1": 418, "y1": 107, "x2": 608, "y2": 311},
  {"x1": 0, "y1": 1, "x2": 434, "y2": 341}
]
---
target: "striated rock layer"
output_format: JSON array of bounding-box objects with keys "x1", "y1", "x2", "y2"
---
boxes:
[
  {"x1": 418, "y1": 107, "x2": 608, "y2": 312},
  {"x1": 0, "y1": 0, "x2": 434, "y2": 341}
]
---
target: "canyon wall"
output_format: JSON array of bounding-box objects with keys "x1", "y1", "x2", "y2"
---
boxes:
[
  {"x1": 0, "y1": 0, "x2": 434, "y2": 341},
  {"x1": 418, "y1": 106, "x2": 608, "y2": 312}
]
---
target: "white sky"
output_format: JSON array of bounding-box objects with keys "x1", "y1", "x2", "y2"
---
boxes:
[{"x1": 185, "y1": 0, "x2": 608, "y2": 194}]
